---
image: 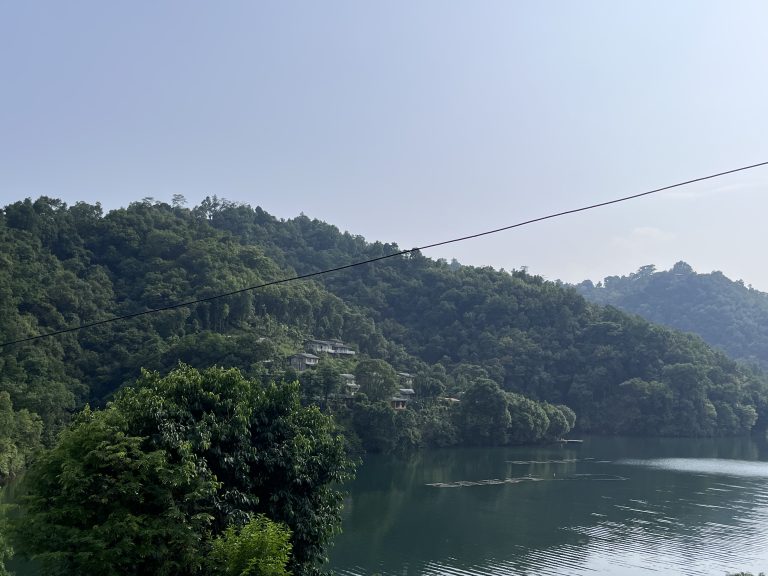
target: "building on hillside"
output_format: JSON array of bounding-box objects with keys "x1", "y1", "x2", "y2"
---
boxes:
[
  {"x1": 391, "y1": 396, "x2": 408, "y2": 410},
  {"x1": 304, "y1": 339, "x2": 356, "y2": 357},
  {"x1": 340, "y1": 373, "x2": 360, "y2": 397},
  {"x1": 289, "y1": 353, "x2": 320, "y2": 372},
  {"x1": 305, "y1": 339, "x2": 333, "y2": 354},
  {"x1": 397, "y1": 372, "x2": 413, "y2": 387}
]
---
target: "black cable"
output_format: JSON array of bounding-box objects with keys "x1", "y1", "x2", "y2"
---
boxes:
[{"x1": 2, "y1": 160, "x2": 767, "y2": 348}]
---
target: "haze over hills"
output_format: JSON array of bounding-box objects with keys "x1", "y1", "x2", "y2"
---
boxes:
[{"x1": 576, "y1": 262, "x2": 768, "y2": 369}]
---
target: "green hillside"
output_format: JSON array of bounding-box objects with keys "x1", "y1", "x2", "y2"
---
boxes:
[
  {"x1": 1, "y1": 196, "x2": 767, "y2": 484},
  {"x1": 201, "y1": 198, "x2": 768, "y2": 436},
  {"x1": 576, "y1": 262, "x2": 768, "y2": 369}
]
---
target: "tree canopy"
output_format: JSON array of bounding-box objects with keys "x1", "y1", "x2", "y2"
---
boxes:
[{"x1": 10, "y1": 365, "x2": 353, "y2": 576}]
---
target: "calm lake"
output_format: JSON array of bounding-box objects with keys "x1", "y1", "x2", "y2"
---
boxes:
[{"x1": 328, "y1": 436, "x2": 768, "y2": 576}]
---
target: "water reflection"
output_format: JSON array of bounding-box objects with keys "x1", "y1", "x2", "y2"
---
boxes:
[
  {"x1": 330, "y1": 436, "x2": 768, "y2": 576},
  {"x1": 620, "y1": 457, "x2": 768, "y2": 478}
]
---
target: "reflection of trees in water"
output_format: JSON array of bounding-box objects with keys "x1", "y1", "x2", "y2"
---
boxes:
[{"x1": 331, "y1": 437, "x2": 768, "y2": 575}]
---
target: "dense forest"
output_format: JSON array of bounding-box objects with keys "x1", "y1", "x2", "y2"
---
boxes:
[
  {"x1": 2, "y1": 197, "x2": 768, "y2": 458},
  {"x1": 576, "y1": 262, "x2": 768, "y2": 369},
  {"x1": 2, "y1": 196, "x2": 768, "y2": 574},
  {"x1": 198, "y1": 198, "x2": 768, "y2": 435}
]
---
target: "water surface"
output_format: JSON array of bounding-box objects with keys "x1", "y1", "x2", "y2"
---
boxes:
[{"x1": 329, "y1": 436, "x2": 768, "y2": 575}]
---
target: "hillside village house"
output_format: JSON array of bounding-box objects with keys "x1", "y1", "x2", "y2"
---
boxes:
[
  {"x1": 391, "y1": 373, "x2": 415, "y2": 409},
  {"x1": 304, "y1": 339, "x2": 356, "y2": 357},
  {"x1": 289, "y1": 352, "x2": 319, "y2": 372},
  {"x1": 397, "y1": 372, "x2": 413, "y2": 387},
  {"x1": 340, "y1": 373, "x2": 360, "y2": 397}
]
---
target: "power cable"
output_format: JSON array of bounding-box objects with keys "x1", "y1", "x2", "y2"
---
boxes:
[{"x1": 2, "y1": 160, "x2": 767, "y2": 348}]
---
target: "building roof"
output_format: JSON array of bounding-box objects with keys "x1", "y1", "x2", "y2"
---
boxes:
[{"x1": 291, "y1": 353, "x2": 320, "y2": 360}]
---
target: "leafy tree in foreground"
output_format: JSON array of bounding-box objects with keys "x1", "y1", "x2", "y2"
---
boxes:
[
  {"x1": 11, "y1": 405, "x2": 215, "y2": 576},
  {"x1": 208, "y1": 514, "x2": 292, "y2": 576},
  {"x1": 118, "y1": 365, "x2": 353, "y2": 575},
  {"x1": 11, "y1": 365, "x2": 353, "y2": 576}
]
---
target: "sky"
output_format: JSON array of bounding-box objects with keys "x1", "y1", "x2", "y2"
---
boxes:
[{"x1": 2, "y1": 1, "x2": 768, "y2": 288}]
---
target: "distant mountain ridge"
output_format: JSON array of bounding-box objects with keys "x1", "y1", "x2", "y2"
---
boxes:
[{"x1": 576, "y1": 261, "x2": 768, "y2": 368}]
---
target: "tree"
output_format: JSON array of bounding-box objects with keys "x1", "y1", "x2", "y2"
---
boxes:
[
  {"x1": 120, "y1": 365, "x2": 353, "y2": 575},
  {"x1": 542, "y1": 403, "x2": 570, "y2": 440},
  {"x1": 506, "y1": 393, "x2": 549, "y2": 444},
  {"x1": 352, "y1": 401, "x2": 396, "y2": 453},
  {"x1": 315, "y1": 360, "x2": 342, "y2": 407},
  {"x1": 0, "y1": 391, "x2": 43, "y2": 484},
  {"x1": 0, "y1": 508, "x2": 13, "y2": 576},
  {"x1": 10, "y1": 405, "x2": 215, "y2": 576},
  {"x1": 12, "y1": 366, "x2": 354, "y2": 576},
  {"x1": 555, "y1": 404, "x2": 577, "y2": 430},
  {"x1": 413, "y1": 368, "x2": 445, "y2": 400},
  {"x1": 208, "y1": 514, "x2": 292, "y2": 576},
  {"x1": 419, "y1": 403, "x2": 459, "y2": 448},
  {"x1": 458, "y1": 379, "x2": 510, "y2": 446},
  {"x1": 354, "y1": 359, "x2": 398, "y2": 402}
]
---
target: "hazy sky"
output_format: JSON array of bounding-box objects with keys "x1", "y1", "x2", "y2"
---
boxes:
[{"x1": 3, "y1": 1, "x2": 768, "y2": 288}]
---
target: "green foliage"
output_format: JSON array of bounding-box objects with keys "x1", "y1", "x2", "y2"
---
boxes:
[
  {"x1": 208, "y1": 514, "x2": 292, "y2": 576},
  {"x1": 298, "y1": 360, "x2": 343, "y2": 407},
  {"x1": 0, "y1": 506, "x2": 13, "y2": 576},
  {"x1": 0, "y1": 392, "x2": 43, "y2": 484},
  {"x1": 555, "y1": 404, "x2": 576, "y2": 430},
  {"x1": 3, "y1": 196, "x2": 768, "y2": 494},
  {"x1": 418, "y1": 404, "x2": 459, "y2": 448},
  {"x1": 413, "y1": 367, "x2": 446, "y2": 399},
  {"x1": 354, "y1": 360, "x2": 398, "y2": 402},
  {"x1": 352, "y1": 401, "x2": 397, "y2": 453},
  {"x1": 10, "y1": 405, "x2": 215, "y2": 576},
  {"x1": 542, "y1": 403, "x2": 570, "y2": 440},
  {"x1": 458, "y1": 380, "x2": 510, "y2": 446},
  {"x1": 10, "y1": 366, "x2": 353, "y2": 576},
  {"x1": 577, "y1": 262, "x2": 768, "y2": 369},
  {"x1": 506, "y1": 393, "x2": 550, "y2": 444},
  {"x1": 393, "y1": 409, "x2": 422, "y2": 454},
  {"x1": 117, "y1": 365, "x2": 353, "y2": 575},
  {"x1": 0, "y1": 197, "x2": 389, "y2": 458},
  {"x1": 229, "y1": 209, "x2": 766, "y2": 438}
]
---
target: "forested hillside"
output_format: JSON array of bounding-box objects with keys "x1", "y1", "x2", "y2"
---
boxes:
[
  {"x1": 576, "y1": 262, "x2": 768, "y2": 369},
  {"x1": 2, "y1": 196, "x2": 768, "y2": 480},
  {"x1": 201, "y1": 199, "x2": 768, "y2": 434}
]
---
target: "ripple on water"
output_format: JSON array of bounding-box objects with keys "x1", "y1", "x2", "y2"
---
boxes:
[{"x1": 331, "y1": 443, "x2": 768, "y2": 576}]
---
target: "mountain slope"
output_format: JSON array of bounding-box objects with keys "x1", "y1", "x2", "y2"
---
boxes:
[
  {"x1": 200, "y1": 199, "x2": 768, "y2": 436},
  {"x1": 576, "y1": 262, "x2": 768, "y2": 369},
  {"x1": 1, "y1": 196, "x2": 767, "y2": 466}
]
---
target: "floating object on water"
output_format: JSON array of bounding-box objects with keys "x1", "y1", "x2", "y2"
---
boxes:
[
  {"x1": 426, "y1": 473, "x2": 626, "y2": 488},
  {"x1": 426, "y1": 477, "x2": 546, "y2": 488}
]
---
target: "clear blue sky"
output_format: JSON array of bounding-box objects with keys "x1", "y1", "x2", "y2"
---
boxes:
[{"x1": 3, "y1": 1, "x2": 768, "y2": 288}]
